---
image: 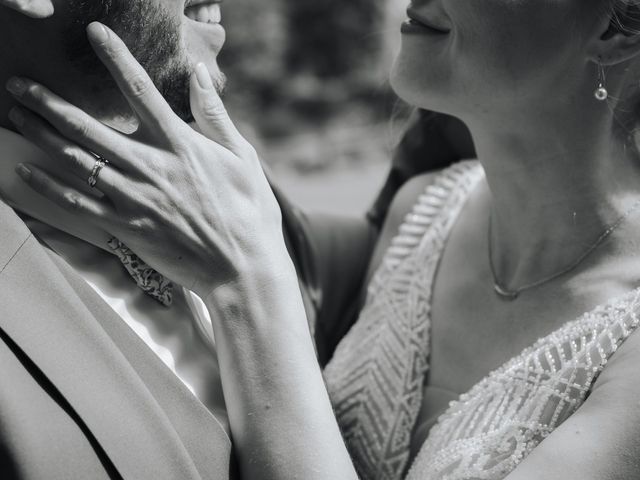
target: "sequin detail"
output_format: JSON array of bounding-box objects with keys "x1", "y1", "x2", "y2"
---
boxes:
[
  {"x1": 107, "y1": 237, "x2": 174, "y2": 307},
  {"x1": 323, "y1": 161, "x2": 640, "y2": 480}
]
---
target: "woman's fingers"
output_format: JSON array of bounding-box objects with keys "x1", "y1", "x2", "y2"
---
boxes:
[
  {"x1": 86, "y1": 22, "x2": 176, "y2": 130},
  {"x1": 15, "y1": 163, "x2": 117, "y2": 224},
  {"x1": 190, "y1": 63, "x2": 246, "y2": 156},
  {"x1": 6, "y1": 77, "x2": 141, "y2": 171},
  {"x1": 9, "y1": 106, "x2": 124, "y2": 195}
]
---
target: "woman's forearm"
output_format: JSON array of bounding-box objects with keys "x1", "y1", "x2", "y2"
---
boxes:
[{"x1": 204, "y1": 253, "x2": 358, "y2": 480}]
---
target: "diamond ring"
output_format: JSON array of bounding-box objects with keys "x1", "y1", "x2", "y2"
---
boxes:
[{"x1": 87, "y1": 156, "x2": 109, "y2": 188}]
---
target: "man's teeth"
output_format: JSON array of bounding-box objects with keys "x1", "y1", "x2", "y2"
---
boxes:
[{"x1": 185, "y1": 3, "x2": 221, "y2": 24}]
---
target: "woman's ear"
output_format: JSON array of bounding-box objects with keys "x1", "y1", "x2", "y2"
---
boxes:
[
  {"x1": 0, "y1": 0, "x2": 54, "y2": 19},
  {"x1": 588, "y1": 2, "x2": 640, "y2": 66}
]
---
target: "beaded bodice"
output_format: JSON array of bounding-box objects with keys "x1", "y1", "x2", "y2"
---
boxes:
[{"x1": 323, "y1": 161, "x2": 640, "y2": 480}]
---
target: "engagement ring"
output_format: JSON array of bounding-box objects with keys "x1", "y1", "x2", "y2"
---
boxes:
[{"x1": 87, "y1": 156, "x2": 109, "y2": 188}]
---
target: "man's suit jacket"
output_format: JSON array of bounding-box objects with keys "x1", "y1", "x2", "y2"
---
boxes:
[{"x1": 0, "y1": 200, "x2": 236, "y2": 479}]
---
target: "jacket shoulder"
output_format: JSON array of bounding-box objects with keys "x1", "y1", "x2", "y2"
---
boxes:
[{"x1": 0, "y1": 201, "x2": 32, "y2": 272}]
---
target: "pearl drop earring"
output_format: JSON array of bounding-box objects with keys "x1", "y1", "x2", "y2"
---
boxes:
[{"x1": 594, "y1": 61, "x2": 608, "y2": 101}]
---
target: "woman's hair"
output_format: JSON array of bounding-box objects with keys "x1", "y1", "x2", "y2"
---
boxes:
[
  {"x1": 609, "y1": 1, "x2": 640, "y2": 148},
  {"x1": 612, "y1": 0, "x2": 640, "y2": 36}
]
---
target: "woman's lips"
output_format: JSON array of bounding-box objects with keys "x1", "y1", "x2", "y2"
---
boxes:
[{"x1": 402, "y1": 9, "x2": 450, "y2": 35}]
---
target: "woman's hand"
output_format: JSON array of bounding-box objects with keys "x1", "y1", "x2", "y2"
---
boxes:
[
  {"x1": 7, "y1": 23, "x2": 360, "y2": 480},
  {"x1": 7, "y1": 22, "x2": 288, "y2": 298}
]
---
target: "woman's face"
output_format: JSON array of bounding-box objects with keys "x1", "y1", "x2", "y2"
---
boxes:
[{"x1": 391, "y1": 0, "x2": 608, "y2": 119}]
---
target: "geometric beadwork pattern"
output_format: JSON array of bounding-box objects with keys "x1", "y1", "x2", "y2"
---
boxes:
[
  {"x1": 406, "y1": 290, "x2": 640, "y2": 480},
  {"x1": 323, "y1": 161, "x2": 640, "y2": 480}
]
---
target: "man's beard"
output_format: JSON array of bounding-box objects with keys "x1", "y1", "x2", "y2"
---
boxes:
[{"x1": 63, "y1": 0, "x2": 194, "y2": 122}]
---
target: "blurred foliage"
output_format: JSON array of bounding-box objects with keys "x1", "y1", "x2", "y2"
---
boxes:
[
  {"x1": 286, "y1": 1, "x2": 383, "y2": 79},
  {"x1": 218, "y1": 0, "x2": 392, "y2": 141}
]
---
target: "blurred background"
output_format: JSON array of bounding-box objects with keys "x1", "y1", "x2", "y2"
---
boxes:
[{"x1": 218, "y1": 0, "x2": 409, "y2": 215}]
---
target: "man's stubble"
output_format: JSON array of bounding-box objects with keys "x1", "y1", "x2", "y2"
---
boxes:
[{"x1": 63, "y1": 0, "x2": 195, "y2": 122}]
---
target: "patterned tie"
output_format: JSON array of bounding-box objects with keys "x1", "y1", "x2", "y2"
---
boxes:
[{"x1": 107, "y1": 238, "x2": 174, "y2": 307}]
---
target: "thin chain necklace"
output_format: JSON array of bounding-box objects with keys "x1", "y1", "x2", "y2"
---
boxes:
[{"x1": 488, "y1": 199, "x2": 640, "y2": 300}]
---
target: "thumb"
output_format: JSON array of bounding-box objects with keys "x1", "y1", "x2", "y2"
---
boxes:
[{"x1": 190, "y1": 62, "x2": 243, "y2": 154}]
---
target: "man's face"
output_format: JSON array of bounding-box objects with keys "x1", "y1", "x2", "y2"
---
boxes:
[{"x1": 24, "y1": 0, "x2": 225, "y2": 123}]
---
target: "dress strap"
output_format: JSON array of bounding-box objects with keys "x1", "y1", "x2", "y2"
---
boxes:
[
  {"x1": 325, "y1": 161, "x2": 484, "y2": 480},
  {"x1": 369, "y1": 161, "x2": 484, "y2": 290}
]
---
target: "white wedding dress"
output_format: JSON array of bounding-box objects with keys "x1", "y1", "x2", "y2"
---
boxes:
[{"x1": 323, "y1": 161, "x2": 640, "y2": 480}]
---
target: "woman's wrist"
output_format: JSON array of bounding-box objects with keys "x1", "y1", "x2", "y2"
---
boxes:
[
  {"x1": 204, "y1": 246, "x2": 357, "y2": 480},
  {"x1": 201, "y1": 245, "x2": 300, "y2": 321}
]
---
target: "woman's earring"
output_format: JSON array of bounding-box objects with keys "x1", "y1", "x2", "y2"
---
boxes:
[{"x1": 594, "y1": 61, "x2": 608, "y2": 101}]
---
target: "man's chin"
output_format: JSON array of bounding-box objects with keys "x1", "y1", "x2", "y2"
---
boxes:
[
  {"x1": 213, "y1": 70, "x2": 228, "y2": 96},
  {"x1": 203, "y1": 64, "x2": 227, "y2": 95},
  {"x1": 184, "y1": 20, "x2": 226, "y2": 96},
  {"x1": 63, "y1": 0, "x2": 206, "y2": 124},
  {"x1": 183, "y1": 17, "x2": 226, "y2": 57}
]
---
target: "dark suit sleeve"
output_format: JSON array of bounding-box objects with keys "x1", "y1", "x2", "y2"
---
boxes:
[{"x1": 273, "y1": 184, "x2": 377, "y2": 366}]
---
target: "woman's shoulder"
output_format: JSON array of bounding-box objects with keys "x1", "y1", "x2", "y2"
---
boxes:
[
  {"x1": 384, "y1": 160, "x2": 481, "y2": 234},
  {"x1": 363, "y1": 172, "x2": 440, "y2": 284},
  {"x1": 385, "y1": 172, "x2": 442, "y2": 232},
  {"x1": 364, "y1": 160, "x2": 480, "y2": 284}
]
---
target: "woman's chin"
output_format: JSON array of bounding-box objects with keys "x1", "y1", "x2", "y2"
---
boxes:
[
  {"x1": 390, "y1": 57, "x2": 443, "y2": 112},
  {"x1": 390, "y1": 68, "x2": 445, "y2": 113}
]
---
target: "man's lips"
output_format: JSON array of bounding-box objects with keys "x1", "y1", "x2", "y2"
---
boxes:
[
  {"x1": 184, "y1": 0, "x2": 222, "y2": 8},
  {"x1": 184, "y1": 0, "x2": 222, "y2": 24},
  {"x1": 404, "y1": 8, "x2": 450, "y2": 34},
  {"x1": 183, "y1": 0, "x2": 226, "y2": 55}
]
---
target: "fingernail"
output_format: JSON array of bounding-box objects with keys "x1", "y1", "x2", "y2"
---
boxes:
[
  {"x1": 195, "y1": 62, "x2": 213, "y2": 90},
  {"x1": 15, "y1": 164, "x2": 31, "y2": 181},
  {"x1": 6, "y1": 77, "x2": 27, "y2": 97},
  {"x1": 9, "y1": 107, "x2": 24, "y2": 127},
  {"x1": 87, "y1": 22, "x2": 109, "y2": 44}
]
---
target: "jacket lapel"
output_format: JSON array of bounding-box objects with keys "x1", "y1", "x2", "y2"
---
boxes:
[
  {"x1": 0, "y1": 202, "x2": 233, "y2": 479},
  {"x1": 48, "y1": 250, "x2": 236, "y2": 479},
  {"x1": 0, "y1": 196, "x2": 31, "y2": 270}
]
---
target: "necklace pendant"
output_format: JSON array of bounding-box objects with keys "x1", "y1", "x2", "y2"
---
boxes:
[{"x1": 493, "y1": 283, "x2": 519, "y2": 300}]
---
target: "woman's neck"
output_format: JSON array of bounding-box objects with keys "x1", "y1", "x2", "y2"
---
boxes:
[{"x1": 467, "y1": 105, "x2": 640, "y2": 290}]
